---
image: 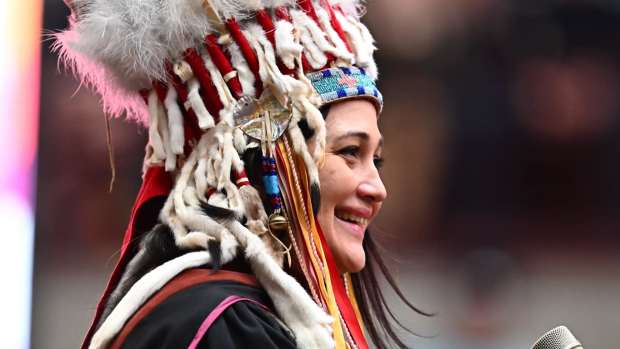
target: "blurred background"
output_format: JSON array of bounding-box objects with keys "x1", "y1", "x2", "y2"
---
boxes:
[{"x1": 11, "y1": 0, "x2": 618, "y2": 347}]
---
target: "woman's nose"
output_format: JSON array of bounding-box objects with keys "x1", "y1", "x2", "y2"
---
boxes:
[{"x1": 357, "y1": 166, "x2": 387, "y2": 203}]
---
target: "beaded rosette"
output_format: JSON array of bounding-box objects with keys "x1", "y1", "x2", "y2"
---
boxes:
[{"x1": 56, "y1": 1, "x2": 382, "y2": 348}]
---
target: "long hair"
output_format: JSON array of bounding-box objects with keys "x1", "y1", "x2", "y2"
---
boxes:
[
  {"x1": 352, "y1": 232, "x2": 434, "y2": 349},
  {"x1": 319, "y1": 104, "x2": 433, "y2": 348}
]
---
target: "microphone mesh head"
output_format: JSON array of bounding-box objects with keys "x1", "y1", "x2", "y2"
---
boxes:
[{"x1": 531, "y1": 326, "x2": 582, "y2": 349}]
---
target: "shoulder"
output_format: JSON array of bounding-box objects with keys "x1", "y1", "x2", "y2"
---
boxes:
[{"x1": 118, "y1": 269, "x2": 297, "y2": 349}]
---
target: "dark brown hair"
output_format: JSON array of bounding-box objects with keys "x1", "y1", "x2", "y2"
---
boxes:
[
  {"x1": 351, "y1": 232, "x2": 434, "y2": 349},
  {"x1": 320, "y1": 103, "x2": 433, "y2": 347}
]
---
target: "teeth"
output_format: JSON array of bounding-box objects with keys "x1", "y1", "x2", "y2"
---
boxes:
[{"x1": 336, "y1": 212, "x2": 368, "y2": 226}]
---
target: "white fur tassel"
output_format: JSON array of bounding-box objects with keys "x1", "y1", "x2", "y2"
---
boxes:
[
  {"x1": 275, "y1": 20, "x2": 304, "y2": 70},
  {"x1": 223, "y1": 220, "x2": 335, "y2": 349},
  {"x1": 300, "y1": 98, "x2": 326, "y2": 163},
  {"x1": 89, "y1": 252, "x2": 214, "y2": 349},
  {"x1": 164, "y1": 83, "x2": 185, "y2": 155},
  {"x1": 233, "y1": 127, "x2": 247, "y2": 154},
  {"x1": 290, "y1": 11, "x2": 328, "y2": 69},
  {"x1": 333, "y1": 9, "x2": 378, "y2": 79},
  {"x1": 202, "y1": 52, "x2": 236, "y2": 125},
  {"x1": 186, "y1": 78, "x2": 215, "y2": 130},
  {"x1": 352, "y1": 19, "x2": 378, "y2": 79},
  {"x1": 246, "y1": 25, "x2": 308, "y2": 100},
  {"x1": 288, "y1": 121, "x2": 320, "y2": 186},
  {"x1": 157, "y1": 101, "x2": 177, "y2": 172},
  {"x1": 223, "y1": 39, "x2": 256, "y2": 97},
  {"x1": 315, "y1": 7, "x2": 355, "y2": 65},
  {"x1": 291, "y1": 9, "x2": 351, "y2": 64},
  {"x1": 147, "y1": 90, "x2": 166, "y2": 161}
]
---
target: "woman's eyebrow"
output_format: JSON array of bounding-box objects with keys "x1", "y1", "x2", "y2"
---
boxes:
[{"x1": 334, "y1": 131, "x2": 384, "y2": 148}]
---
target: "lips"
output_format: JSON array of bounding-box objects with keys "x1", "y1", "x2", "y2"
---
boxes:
[
  {"x1": 335, "y1": 211, "x2": 369, "y2": 225},
  {"x1": 334, "y1": 208, "x2": 371, "y2": 237}
]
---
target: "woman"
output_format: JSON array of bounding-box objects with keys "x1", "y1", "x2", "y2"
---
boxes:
[{"x1": 56, "y1": 0, "x2": 429, "y2": 348}]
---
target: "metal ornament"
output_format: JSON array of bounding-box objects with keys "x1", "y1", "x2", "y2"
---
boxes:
[
  {"x1": 268, "y1": 212, "x2": 289, "y2": 234},
  {"x1": 233, "y1": 91, "x2": 292, "y2": 142}
]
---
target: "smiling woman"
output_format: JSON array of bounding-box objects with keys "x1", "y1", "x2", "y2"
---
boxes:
[
  {"x1": 54, "y1": 0, "x2": 429, "y2": 348},
  {"x1": 318, "y1": 99, "x2": 386, "y2": 273}
]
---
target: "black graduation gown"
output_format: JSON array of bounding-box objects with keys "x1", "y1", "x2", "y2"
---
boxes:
[{"x1": 118, "y1": 279, "x2": 297, "y2": 348}]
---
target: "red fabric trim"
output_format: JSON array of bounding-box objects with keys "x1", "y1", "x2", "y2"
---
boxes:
[
  {"x1": 183, "y1": 48, "x2": 223, "y2": 119},
  {"x1": 256, "y1": 10, "x2": 276, "y2": 49},
  {"x1": 275, "y1": 6, "x2": 292, "y2": 21},
  {"x1": 204, "y1": 34, "x2": 243, "y2": 99},
  {"x1": 166, "y1": 63, "x2": 189, "y2": 102},
  {"x1": 152, "y1": 80, "x2": 168, "y2": 103},
  {"x1": 81, "y1": 166, "x2": 173, "y2": 349},
  {"x1": 139, "y1": 89, "x2": 150, "y2": 104},
  {"x1": 225, "y1": 18, "x2": 263, "y2": 96},
  {"x1": 317, "y1": 224, "x2": 369, "y2": 349},
  {"x1": 109, "y1": 269, "x2": 261, "y2": 349}
]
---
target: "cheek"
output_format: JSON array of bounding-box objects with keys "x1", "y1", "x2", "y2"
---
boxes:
[{"x1": 318, "y1": 158, "x2": 355, "y2": 203}]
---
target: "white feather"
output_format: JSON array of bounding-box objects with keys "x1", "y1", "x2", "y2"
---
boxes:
[{"x1": 57, "y1": 0, "x2": 213, "y2": 122}]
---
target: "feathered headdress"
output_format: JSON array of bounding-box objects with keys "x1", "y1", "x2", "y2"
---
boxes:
[{"x1": 55, "y1": 1, "x2": 382, "y2": 348}]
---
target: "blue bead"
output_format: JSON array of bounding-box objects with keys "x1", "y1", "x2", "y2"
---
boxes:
[
  {"x1": 337, "y1": 88, "x2": 347, "y2": 98},
  {"x1": 263, "y1": 175, "x2": 280, "y2": 195}
]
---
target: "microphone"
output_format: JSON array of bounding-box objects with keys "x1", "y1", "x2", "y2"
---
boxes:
[{"x1": 531, "y1": 326, "x2": 583, "y2": 349}]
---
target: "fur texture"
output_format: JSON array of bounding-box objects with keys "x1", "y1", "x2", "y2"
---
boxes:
[
  {"x1": 97, "y1": 224, "x2": 186, "y2": 329},
  {"x1": 90, "y1": 251, "x2": 217, "y2": 349},
  {"x1": 224, "y1": 220, "x2": 335, "y2": 349}
]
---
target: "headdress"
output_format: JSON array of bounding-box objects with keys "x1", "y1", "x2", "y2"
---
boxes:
[{"x1": 55, "y1": 1, "x2": 381, "y2": 348}]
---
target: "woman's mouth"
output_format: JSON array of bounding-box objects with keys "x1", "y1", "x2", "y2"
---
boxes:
[{"x1": 334, "y1": 209, "x2": 369, "y2": 237}]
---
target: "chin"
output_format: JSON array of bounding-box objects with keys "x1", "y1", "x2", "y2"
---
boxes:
[
  {"x1": 334, "y1": 238, "x2": 366, "y2": 273},
  {"x1": 342, "y1": 253, "x2": 366, "y2": 273}
]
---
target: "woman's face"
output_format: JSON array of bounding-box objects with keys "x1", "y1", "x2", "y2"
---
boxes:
[{"x1": 317, "y1": 99, "x2": 387, "y2": 273}]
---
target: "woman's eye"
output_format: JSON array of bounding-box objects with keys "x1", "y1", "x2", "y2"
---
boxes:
[
  {"x1": 337, "y1": 146, "x2": 360, "y2": 158},
  {"x1": 374, "y1": 156, "x2": 385, "y2": 169}
]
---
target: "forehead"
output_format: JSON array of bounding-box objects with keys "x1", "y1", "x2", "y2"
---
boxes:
[{"x1": 324, "y1": 99, "x2": 381, "y2": 140}]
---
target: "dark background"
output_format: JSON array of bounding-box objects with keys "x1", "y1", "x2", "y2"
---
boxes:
[{"x1": 34, "y1": 0, "x2": 620, "y2": 348}]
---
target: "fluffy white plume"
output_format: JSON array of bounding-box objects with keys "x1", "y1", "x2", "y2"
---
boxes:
[
  {"x1": 207, "y1": 0, "x2": 249, "y2": 19},
  {"x1": 56, "y1": 0, "x2": 211, "y2": 122}
]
